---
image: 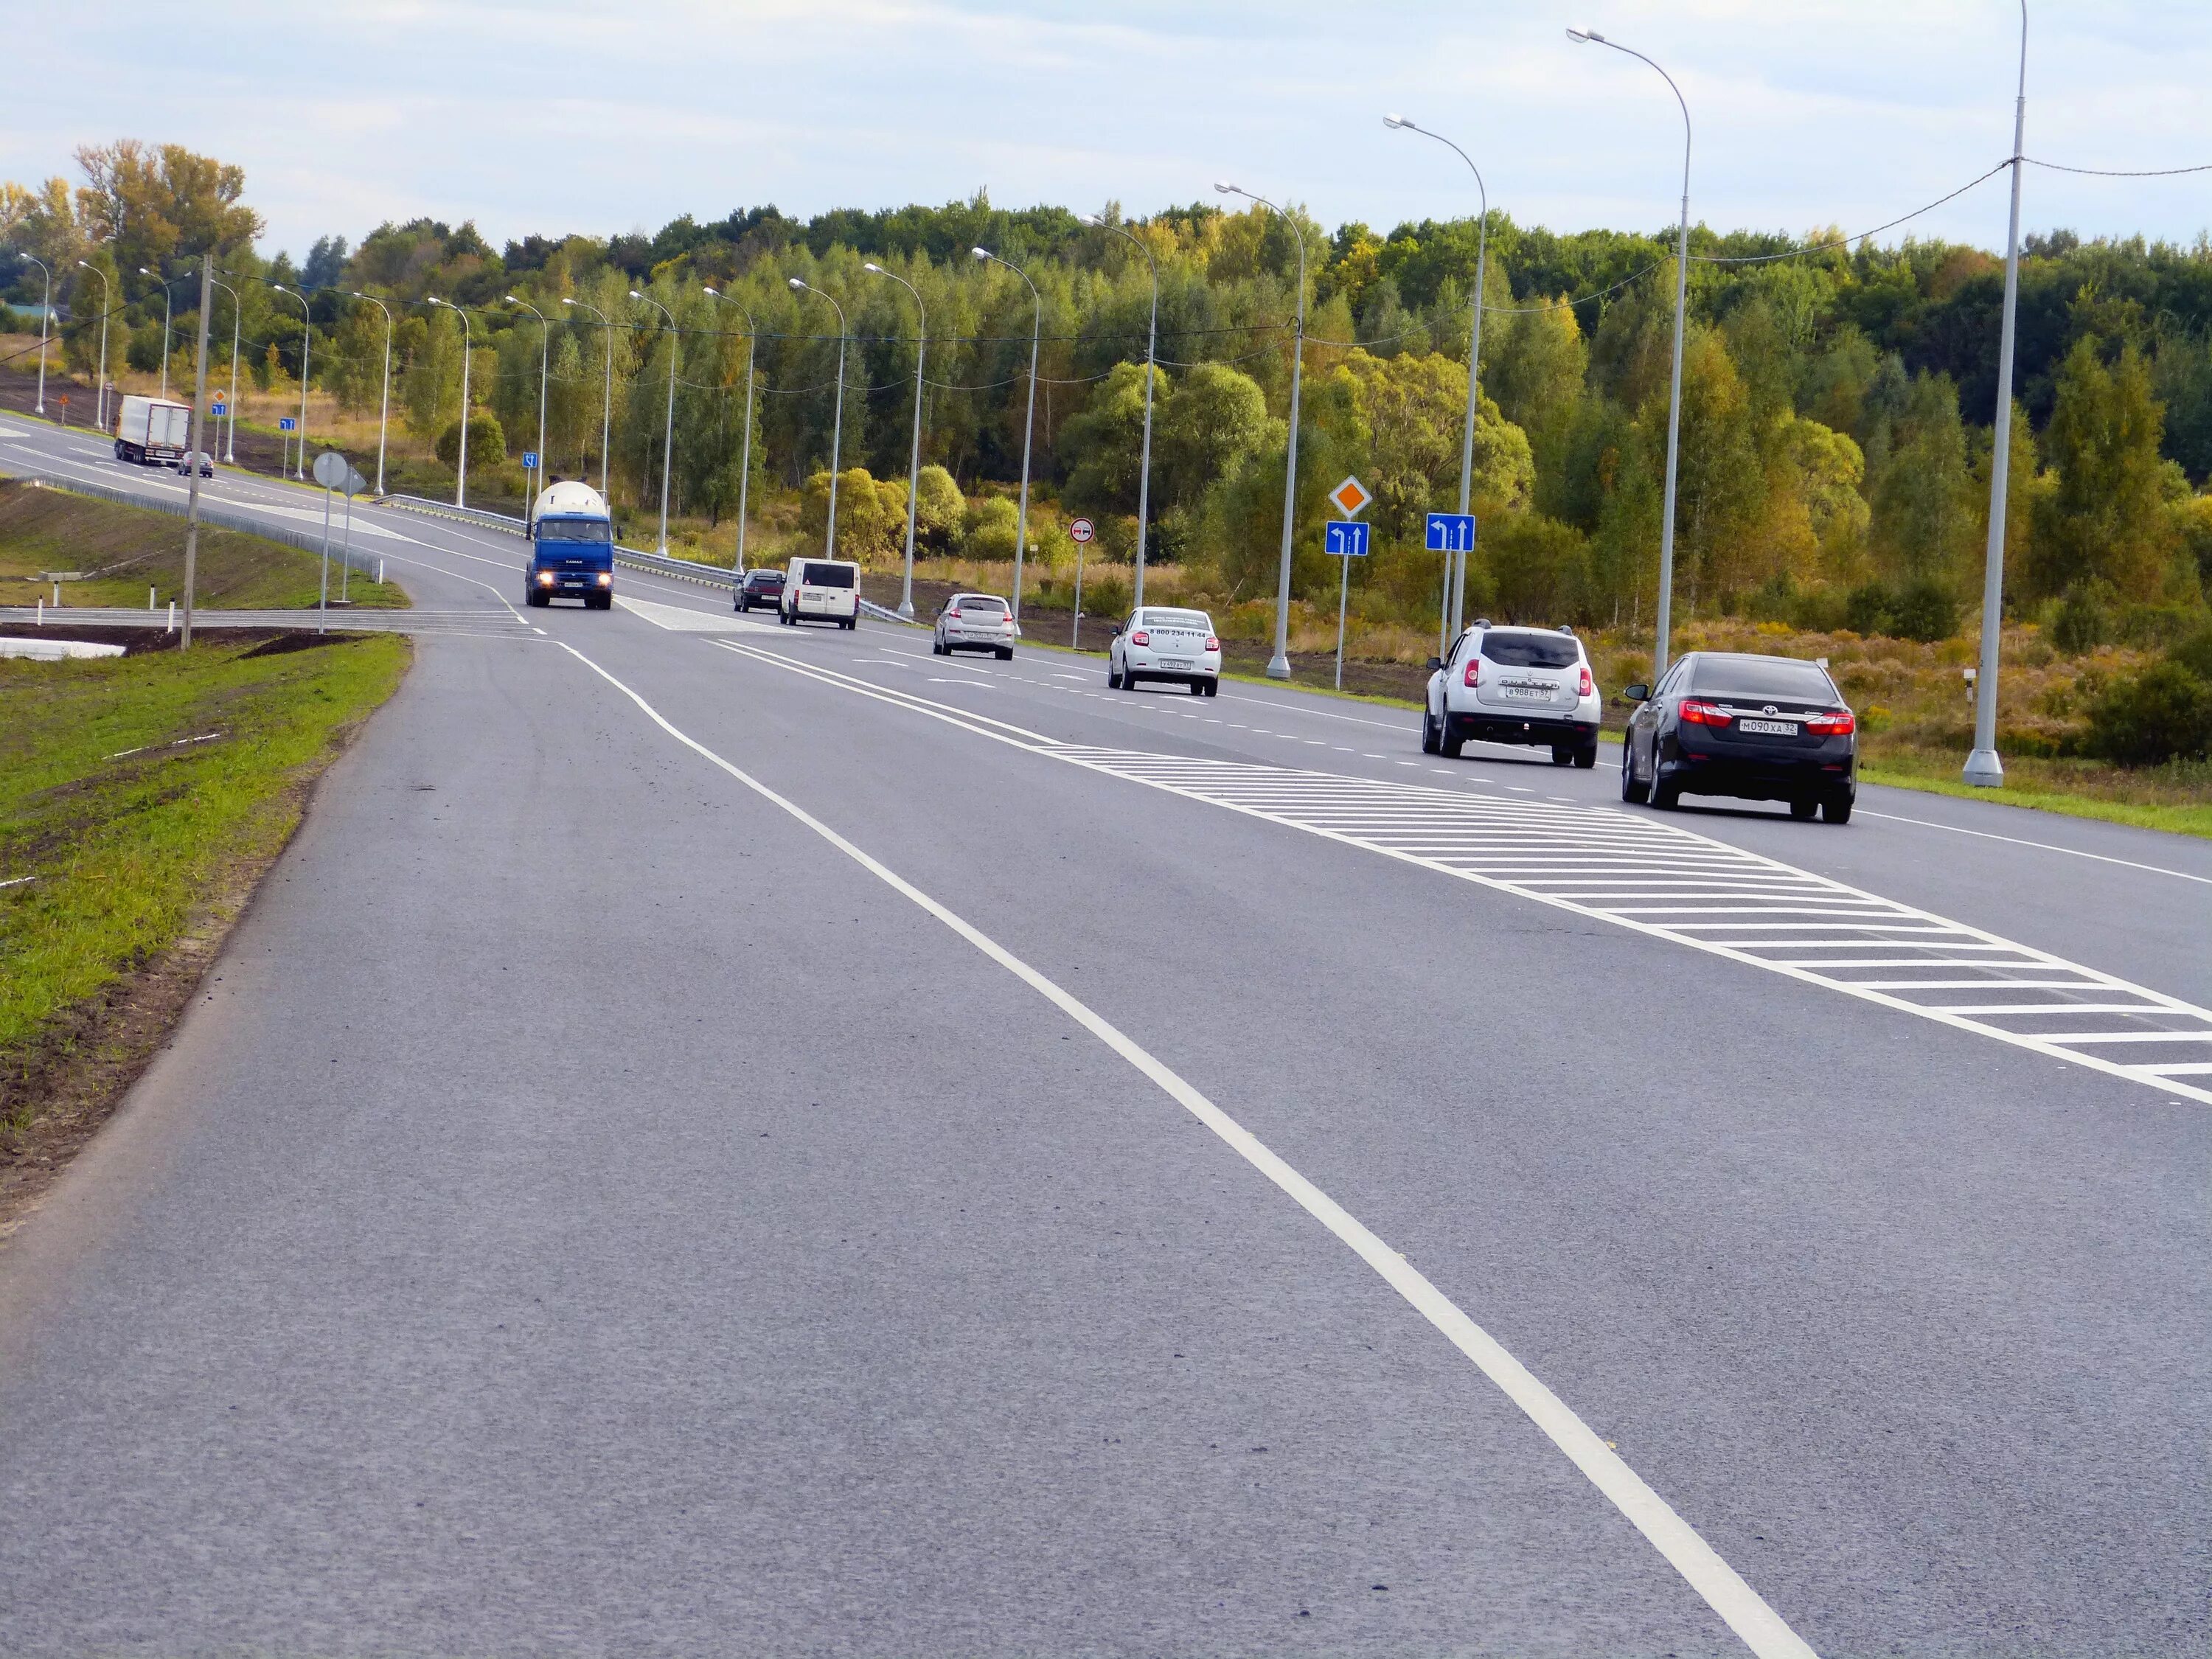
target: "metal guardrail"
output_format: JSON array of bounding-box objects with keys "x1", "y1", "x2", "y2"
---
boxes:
[
  {"x1": 14, "y1": 472, "x2": 383, "y2": 580},
  {"x1": 377, "y1": 493, "x2": 527, "y2": 533}
]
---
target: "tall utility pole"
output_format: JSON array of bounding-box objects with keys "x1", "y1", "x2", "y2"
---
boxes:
[
  {"x1": 703, "y1": 288, "x2": 759, "y2": 579},
  {"x1": 140, "y1": 268, "x2": 173, "y2": 400},
  {"x1": 864, "y1": 262, "x2": 928, "y2": 619},
  {"x1": 562, "y1": 297, "x2": 615, "y2": 498},
  {"x1": 630, "y1": 290, "x2": 680, "y2": 553},
  {"x1": 1569, "y1": 27, "x2": 1692, "y2": 681},
  {"x1": 209, "y1": 275, "x2": 243, "y2": 462},
  {"x1": 1217, "y1": 183, "x2": 1309, "y2": 680},
  {"x1": 973, "y1": 246, "x2": 1042, "y2": 624},
  {"x1": 24, "y1": 256, "x2": 50, "y2": 414},
  {"x1": 1966, "y1": 1, "x2": 2031, "y2": 790},
  {"x1": 181, "y1": 257, "x2": 215, "y2": 650},
  {"x1": 352, "y1": 291, "x2": 394, "y2": 493},
  {"x1": 272, "y1": 282, "x2": 312, "y2": 478},
  {"x1": 1386, "y1": 114, "x2": 1491, "y2": 650},
  {"x1": 428, "y1": 297, "x2": 472, "y2": 507},
  {"x1": 790, "y1": 279, "x2": 848, "y2": 559},
  {"x1": 1083, "y1": 215, "x2": 1160, "y2": 608},
  {"x1": 507, "y1": 296, "x2": 550, "y2": 513},
  {"x1": 75, "y1": 260, "x2": 110, "y2": 430}
]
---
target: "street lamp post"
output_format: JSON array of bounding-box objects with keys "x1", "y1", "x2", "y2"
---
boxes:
[
  {"x1": 271, "y1": 281, "x2": 313, "y2": 479},
  {"x1": 863, "y1": 262, "x2": 928, "y2": 619},
  {"x1": 1569, "y1": 26, "x2": 1692, "y2": 681},
  {"x1": 973, "y1": 246, "x2": 1042, "y2": 624},
  {"x1": 507, "y1": 295, "x2": 550, "y2": 515},
  {"x1": 1386, "y1": 114, "x2": 1492, "y2": 652},
  {"x1": 1966, "y1": 1, "x2": 2031, "y2": 790},
  {"x1": 209, "y1": 275, "x2": 243, "y2": 462},
  {"x1": 351, "y1": 291, "x2": 394, "y2": 493},
  {"x1": 1217, "y1": 182, "x2": 1309, "y2": 681},
  {"x1": 23, "y1": 256, "x2": 49, "y2": 414},
  {"x1": 629, "y1": 290, "x2": 680, "y2": 553},
  {"x1": 703, "y1": 287, "x2": 759, "y2": 581},
  {"x1": 790, "y1": 278, "x2": 849, "y2": 560},
  {"x1": 139, "y1": 268, "x2": 173, "y2": 400},
  {"x1": 74, "y1": 260, "x2": 109, "y2": 430},
  {"x1": 561, "y1": 297, "x2": 614, "y2": 498},
  {"x1": 427, "y1": 297, "x2": 472, "y2": 507},
  {"x1": 1082, "y1": 214, "x2": 1161, "y2": 609}
]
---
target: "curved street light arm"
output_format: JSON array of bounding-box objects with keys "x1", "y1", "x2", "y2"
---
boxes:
[
  {"x1": 703, "y1": 288, "x2": 760, "y2": 578},
  {"x1": 1086, "y1": 217, "x2": 1161, "y2": 606},
  {"x1": 975, "y1": 247, "x2": 1043, "y2": 623},
  {"x1": 864, "y1": 263, "x2": 928, "y2": 618},
  {"x1": 790, "y1": 279, "x2": 850, "y2": 561},
  {"x1": 629, "y1": 291, "x2": 680, "y2": 552}
]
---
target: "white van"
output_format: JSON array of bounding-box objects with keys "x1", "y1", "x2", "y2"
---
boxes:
[
  {"x1": 781, "y1": 557, "x2": 860, "y2": 629},
  {"x1": 114, "y1": 395, "x2": 192, "y2": 466}
]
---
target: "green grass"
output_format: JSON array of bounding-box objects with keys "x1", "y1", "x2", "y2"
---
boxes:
[
  {"x1": 0, "y1": 633, "x2": 411, "y2": 1121},
  {"x1": 1860, "y1": 750, "x2": 2212, "y2": 841},
  {"x1": 0, "y1": 478, "x2": 408, "y2": 611}
]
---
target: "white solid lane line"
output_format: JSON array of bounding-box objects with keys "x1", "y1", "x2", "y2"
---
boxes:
[
  {"x1": 1853, "y1": 807, "x2": 2212, "y2": 886},
  {"x1": 556, "y1": 637, "x2": 1818, "y2": 1659}
]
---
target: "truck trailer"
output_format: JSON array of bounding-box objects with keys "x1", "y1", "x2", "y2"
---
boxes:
[
  {"x1": 525, "y1": 480, "x2": 615, "y2": 608},
  {"x1": 114, "y1": 395, "x2": 192, "y2": 467}
]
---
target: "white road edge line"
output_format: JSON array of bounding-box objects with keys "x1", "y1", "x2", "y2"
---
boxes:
[
  {"x1": 1853, "y1": 807, "x2": 2212, "y2": 886},
  {"x1": 559, "y1": 638, "x2": 1818, "y2": 1659}
]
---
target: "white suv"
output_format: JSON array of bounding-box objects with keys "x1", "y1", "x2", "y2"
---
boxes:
[
  {"x1": 1109, "y1": 607, "x2": 1221, "y2": 696},
  {"x1": 1422, "y1": 622, "x2": 1601, "y2": 767},
  {"x1": 933, "y1": 591, "x2": 1015, "y2": 658}
]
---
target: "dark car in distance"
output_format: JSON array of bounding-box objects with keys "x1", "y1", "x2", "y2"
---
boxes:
[
  {"x1": 1620, "y1": 650, "x2": 1857, "y2": 823},
  {"x1": 736, "y1": 568, "x2": 785, "y2": 613}
]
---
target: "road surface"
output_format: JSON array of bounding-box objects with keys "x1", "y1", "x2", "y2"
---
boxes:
[{"x1": 2, "y1": 415, "x2": 2208, "y2": 1656}]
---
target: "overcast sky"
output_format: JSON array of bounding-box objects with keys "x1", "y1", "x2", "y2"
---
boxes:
[{"x1": 11, "y1": 1, "x2": 2211, "y2": 263}]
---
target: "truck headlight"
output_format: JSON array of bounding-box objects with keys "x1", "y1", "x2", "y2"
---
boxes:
[
  {"x1": 597, "y1": 573, "x2": 611, "y2": 586},
  {"x1": 537, "y1": 571, "x2": 554, "y2": 585}
]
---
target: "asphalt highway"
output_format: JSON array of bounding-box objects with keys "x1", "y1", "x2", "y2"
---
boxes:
[{"x1": 1, "y1": 418, "x2": 2208, "y2": 1656}]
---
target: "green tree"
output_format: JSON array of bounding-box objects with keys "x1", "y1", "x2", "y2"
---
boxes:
[
  {"x1": 2029, "y1": 340, "x2": 2173, "y2": 602},
  {"x1": 914, "y1": 463, "x2": 963, "y2": 549},
  {"x1": 1868, "y1": 372, "x2": 1974, "y2": 588},
  {"x1": 1058, "y1": 361, "x2": 1164, "y2": 518},
  {"x1": 1154, "y1": 361, "x2": 1270, "y2": 512}
]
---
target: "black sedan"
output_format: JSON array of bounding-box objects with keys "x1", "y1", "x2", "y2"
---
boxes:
[
  {"x1": 1620, "y1": 650, "x2": 1857, "y2": 823},
  {"x1": 735, "y1": 568, "x2": 785, "y2": 613}
]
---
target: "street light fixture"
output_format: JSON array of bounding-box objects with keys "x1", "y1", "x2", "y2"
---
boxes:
[
  {"x1": 139, "y1": 267, "x2": 173, "y2": 401},
  {"x1": 703, "y1": 286, "x2": 761, "y2": 581},
  {"x1": 349, "y1": 291, "x2": 393, "y2": 493},
  {"x1": 1387, "y1": 114, "x2": 1492, "y2": 654},
  {"x1": 562, "y1": 297, "x2": 613, "y2": 498},
  {"x1": 426, "y1": 296, "x2": 472, "y2": 507},
  {"x1": 1568, "y1": 24, "x2": 1692, "y2": 681},
  {"x1": 1080, "y1": 212, "x2": 1161, "y2": 609},
  {"x1": 209, "y1": 274, "x2": 243, "y2": 462},
  {"x1": 1966, "y1": 0, "x2": 2031, "y2": 790},
  {"x1": 1216, "y1": 181, "x2": 1308, "y2": 681},
  {"x1": 629, "y1": 289, "x2": 680, "y2": 554},
  {"x1": 75, "y1": 260, "x2": 109, "y2": 429},
  {"x1": 271, "y1": 281, "x2": 313, "y2": 479},
  {"x1": 863, "y1": 261, "x2": 928, "y2": 620},
  {"x1": 790, "y1": 277, "x2": 849, "y2": 560},
  {"x1": 506, "y1": 294, "x2": 550, "y2": 513},
  {"x1": 973, "y1": 246, "x2": 1042, "y2": 624},
  {"x1": 22, "y1": 255, "x2": 49, "y2": 414}
]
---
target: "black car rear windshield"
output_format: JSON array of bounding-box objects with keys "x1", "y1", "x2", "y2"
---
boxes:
[
  {"x1": 798, "y1": 563, "x2": 855, "y2": 588},
  {"x1": 538, "y1": 517, "x2": 610, "y2": 543},
  {"x1": 1481, "y1": 631, "x2": 1579, "y2": 669},
  {"x1": 745, "y1": 571, "x2": 783, "y2": 586},
  {"x1": 1691, "y1": 655, "x2": 1838, "y2": 700}
]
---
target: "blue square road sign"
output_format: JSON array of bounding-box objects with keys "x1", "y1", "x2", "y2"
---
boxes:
[
  {"x1": 278, "y1": 417, "x2": 296, "y2": 432},
  {"x1": 523, "y1": 451, "x2": 539, "y2": 469},
  {"x1": 1425, "y1": 512, "x2": 1476, "y2": 554},
  {"x1": 1324, "y1": 520, "x2": 1371, "y2": 557}
]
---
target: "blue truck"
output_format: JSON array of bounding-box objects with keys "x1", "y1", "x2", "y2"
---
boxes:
[{"x1": 524, "y1": 480, "x2": 615, "y2": 609}]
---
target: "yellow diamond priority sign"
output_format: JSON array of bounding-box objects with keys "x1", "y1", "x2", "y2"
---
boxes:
[{"x1": 1328, "y1": 475, "x2": 1371, "y2": 518}]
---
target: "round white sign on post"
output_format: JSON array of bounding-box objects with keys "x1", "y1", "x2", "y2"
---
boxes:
[
  {"x1": 311, "y1": 451, "x2": 349, "y2": 488},
  {"x1": 1068, "y1": 518, "x2": 1096, "y2": 544}
]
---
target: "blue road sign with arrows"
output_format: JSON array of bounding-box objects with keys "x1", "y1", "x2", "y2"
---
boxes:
[
  {"x1": 1425, "y1": 511, "x2": 1476, "y2": 553},
  {"x1": 523, "y1": 451, "x2": 538, "y2": 469},
  {"x1": 1324, "y1": 520, "x2": 1371, "y2": 557},
  {"x1": 278, "y1": 417, "x2": 296, "y2": 432}
]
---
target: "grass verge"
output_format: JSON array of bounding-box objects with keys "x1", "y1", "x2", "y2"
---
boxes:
[
  {"x1": 0, "y1": 476, "x2": 409, "y2": 611},
  {"x1": 0, "y1": 630, "x2": 411, "y2": 1237},
  {"x1": 1860, "y1": 751, "x2": 2212, "y2": 841}
]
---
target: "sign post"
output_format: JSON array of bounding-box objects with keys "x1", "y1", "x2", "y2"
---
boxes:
[
  {"x1": 311, "y1": 450, "x2": 349, "y2": 631},
  {"x1": 1068, "y1": 517, "x2": 1095, "y2": 649},
  {"x1": 523, "y1": 451, "x2": 539, "y2": 505},
  {"x1": 338, "y1": 465, "x2": 368, "y2": 602},
  {"x1": 279, "y1": 414, "x2": 298, "y2": 479},
  {"x1": 1425, "y1": 511, "x2": 1478, "y2": 655},
  {"x1": 1324, "y1": 476, "x2": 1372, "y2": 690}
]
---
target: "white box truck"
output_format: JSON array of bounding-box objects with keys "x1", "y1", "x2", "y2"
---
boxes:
[{"x1": 114, "y1": 395, "x2": 192, "y2": 466}]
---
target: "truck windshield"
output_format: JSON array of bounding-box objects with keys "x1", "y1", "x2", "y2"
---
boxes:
[{"x1": 539, "y1": 518, "x2": 611, "y2": 543}]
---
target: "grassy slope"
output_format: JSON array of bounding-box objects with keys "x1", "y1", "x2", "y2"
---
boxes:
[
  {"x1": 0, "y1": 633, "x2": 411, "y2": 1127},
  {"x1": 0, "y1": 478, "x2": 408, "y2": 610}
]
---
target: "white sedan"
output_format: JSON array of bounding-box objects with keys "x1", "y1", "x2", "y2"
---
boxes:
[
  {"x1": 1108, "y1": 607, "x2": 1221, "y2": 696},
  {"x1": 933, "y1": 591, "x2": 1016, "y2": 658}
]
